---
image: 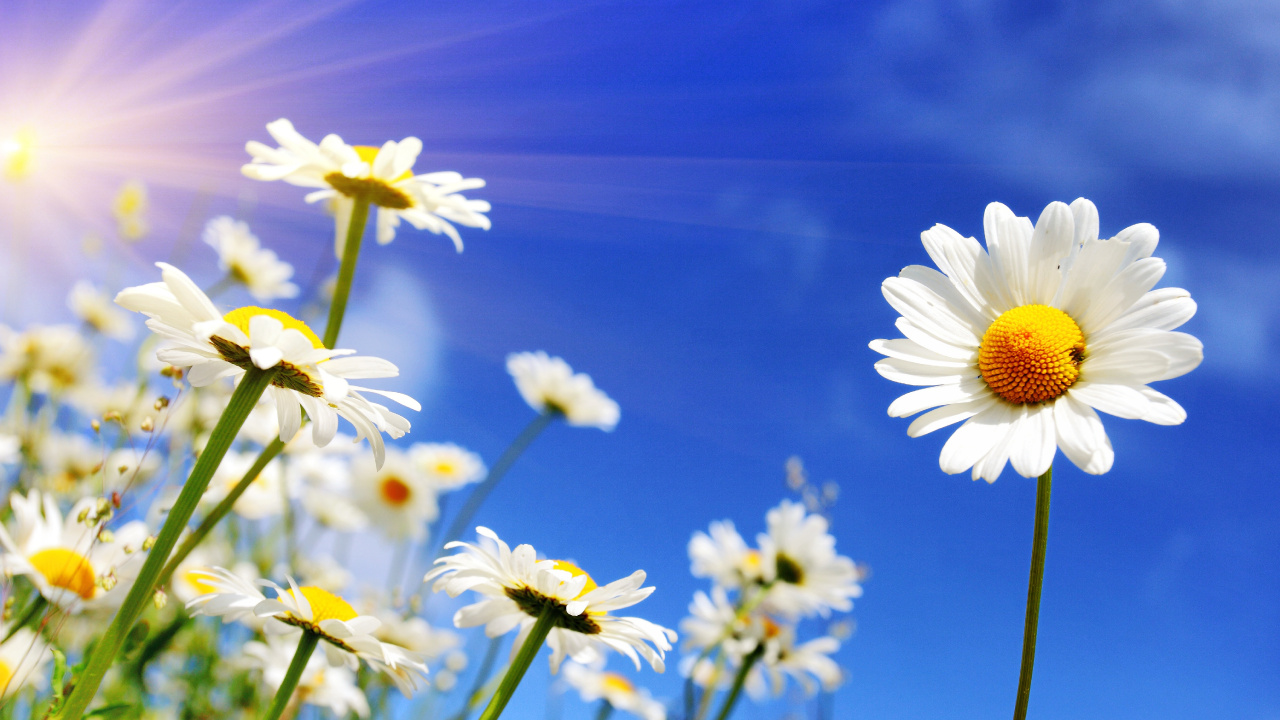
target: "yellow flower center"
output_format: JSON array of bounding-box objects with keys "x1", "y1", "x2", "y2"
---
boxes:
[
  {"x1": 29, "y1": 548, "x2": 97, "y2": 600},
  {"x1": 432, "y1": 461, "x2": 457, "y2": 476},
  {"x1": 182, "y1": 568, "x2": 219, "y2": 596},
  {"x1": 353, "y1": 146, "x2": 414, "y2": 182},
  {"x1": 0, "y1": 659, "x2": 12, "y2": 695},
  {"x1": 379, "y1": 476, "x2": 413, "y2": 506},
  {"x1": 322, "y1": 145, "x2": 414, "y2": 209},
  {"x1": 222, "y1": 307, "x2": 324, "y2": 350},
  {"x1": 551, "y1": 560, "x2": 598, "y2": 598},
  {"x1": 601, "y1": 673, "x2": 635, "y2": 695},
  {"x1": 287, "y1": 586, "x2": 358, "y2": 623},
  {"x1": 979, "y1": 304, "x2": 1086, "y2": 405}
]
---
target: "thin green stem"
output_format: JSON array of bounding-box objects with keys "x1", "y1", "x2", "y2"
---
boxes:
[
  {"x1": 477, "y1": 605, "x2": 557, "y2": 720},
  {"x1": 262, "y1": 631, "x2": 318, "y2": 720},
  {"x1": 322, "y1": 196, "x2": 371, "y2": 350},
  {"x1": 594, "y1": 701, "x2": 614, "y2": 720},
  {"x1": 1, "y1": 595, "x2": 46, "y2": 643},
  {"x1": 1013, "y1": 465, "x2": 1053, "y2": 720},
  {"x1": 437, "y1": 411, "x2": 557, "y2": 555},
  {"x1": 711, "y1": 646, "x2": 763, "y2": 720},
  {"x1": 692, "y1": 651, "x2": 726, "y2": 720},
  {"x1": 57, "y1": 367, "x2": 278, "y2": 720},
  {"x1": 157, "y1": 437, "x2": 287, "y2": 588}
]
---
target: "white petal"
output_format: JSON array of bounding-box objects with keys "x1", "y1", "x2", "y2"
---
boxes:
[
  {"x1": 869, "y1": 338, "x2": 972, "y2": 368},
  {"x1": 1067, "y1": 381, "x2": 1149, "y2": 420},
  {"x1": 938, "y1": 402, "x2": 1015, "y2": 476},
  {"x1": 874, "y1": 357, "x2": 973, "y2": 386},
  {"x1": 907, "y1": 395, "x2": 997, "y2": 437},
  {"x1": 887, "y1": 378, "x2": 989, "y2": 418},
  {"x1": 882, "y1": 277, "x2": 981, "y2": 347},
  {"x1": 1136, "y1": 386, "x2": 1187, "y2": 426},
  {"x1": 1101, "y1": 288, "x2": 1196, "y2": 334},
  {"x1": 983, "y1": 202, "x2": 1033, "y2": 307},
  {"x1": 1026, "y1": 201, "x2": 1074, "y2": 306},
  {"x1": 1053, "y1": 394, "x2": 1114, "y2": 474},
  {"x1": 1009, "y1": 403, "x2": 1056, "y2": 478}
]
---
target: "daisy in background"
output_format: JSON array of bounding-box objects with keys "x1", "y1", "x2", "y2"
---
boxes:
[
  {"x1": 202, "y1": 450, "x2": 286, "y2": 520},
  {"x1": 201, "y1": 216, "x2": 299, "y2": 302},
  {"x1": 507, "y1": 351, "x2": 620, "y2": 430},
  {"x1": 688, "y1": 520, "x2": 762, "y2": 591},
  {"x1": 115, "y1": 262, "x2": 420, "y2": 468},
  {"x1": 410, "y1": 442, "x2": 486, "y2": 492},
  {"x1": 742, "y1": 621, "x2": 843, "y2": 701},
  {"x1": 0, "y1": 624, "x2": 53, "y2": 699},
  {"x1": 562, "y1": 661, "x2": 667, "y2": 720},
  {"x1": 186, "y1": 567, "x2": 429, "y2": 695},
  {"x1": 870, "y1": 198, "x2": 1202, "y2": 482},
  {"x1": 242, "y1": 635, "x2": 370, "y2": 718},
  {"x1": 241, "y1": 118, "x2": 490, "y2": 253},
  {"x1": 0, "y1": 489, "x2": 150, "y2": 614},
  {"x1": 757, "y1": 500, "x2": 862, "y2": 619},
  {"x1": 352, "y1": 447, "x2": 438, "y2": 541},
  {"x1": 0, "y1": 324, "x2": 95, "y2": 395},
  {"x1": 68, "y1": 282, "x2": 135, "y2": 340}
]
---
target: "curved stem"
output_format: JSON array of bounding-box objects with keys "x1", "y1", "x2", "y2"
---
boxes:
[
  {"x1": 477, "y1": 605, "x2": 557, "y2": 720},
  {"x1": 711, "y1": 646, "x2": 763, "y2": 720},
  {"x1": 1013, "y1": 465, "x2": 1053, "y2": 720},
  {"x1": 322, "y1": 196, "x2": 371, "y2": 350},
  {"x1": 157, "y1": 437, "x2": 287, "y2": 588},
  {"x1": 57, "y1": 367, "x2": 278, "y2": 720},
  {"x1": 436, "y1": 411, "x2": 557, "y2": 555},
  {"x1": 262, "y1": 632, "x2": 318, "y2": 720}
]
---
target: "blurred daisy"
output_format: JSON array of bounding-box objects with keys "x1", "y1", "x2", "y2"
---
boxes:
[
  {"x1": 243, "y1": 635, "x2": 371, "y2": 718},
  {"x1": 352, "y1": 447, "x2": 437, "y2": 541},
  {"x1": 758, "y1": 500, "x2": 861, "y2": 619},
  {"x1": 744, "y1": 622, "x2": 843, "y2": 700},
  {"x1": 115, "y1": 263, "x2": 419, "y2": 467},
  {"x1": 68, "y1": 282, "x2": 135, "y2": 340},
  {"x1": 688, "y1": 520, "x2": 762, "y2": 591},
  {"x1": 871, "y1": 199, "x2": 1203, "y2": 481},
  {"x1": 507, "y1": 351, "x2": 620, "y2": 430},
  {"x1": 0, "y1": 490, "x2": 150, "y2": 613},
  {"x1": 425, "y1": 527, "x2": 675, "y2": 673},
  {"x1": 286, "y1": 439, "x2": 368, "y2": 532},
  {"x1": 112, "y1": 180, "x2": 149, "y2": 241},
  {"x1": 242, "y1": 119, "x2": 490, "y2": 253},
  {"x1": 410, "y1": 442, "x2": 486, "y2": 491},
  {"x1": 201, "y1": 216, "x2": 299, "y2": 302},
  {"x1": 563, "y1": 662, "x2": 666, "y2": 720},
  {"x1": 187, "y1": 567, "x2": 429, "y2": 695},
  {"x1": 203, "y1": 450, "x2": 286, "y2": 520},
  {"x1": 0, "y1": 324, "x2": 95, "y2": 394},
  {"x1": 0, "y1": 624, "x2": 53, "y2": 698}
]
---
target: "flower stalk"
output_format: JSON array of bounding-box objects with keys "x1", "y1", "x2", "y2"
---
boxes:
[
  {"x1": 262, "y1": 631, "x2": 319, "y2": 720},
  {"x1": 476, "y1": 604, "x2": 558, "y2": 720},
  {"x1": 711, "y1": 645, "x2": 764, "y2": 720},
  {"x1": 1013, "y1": 465, "x2": 1053, "y2": 720},
  {"x1": 56, "y1": 366, "x2": 279, "y2": 720},
  {"x1": 322, "y1": 195, "x2": 371, "y2": 350}
]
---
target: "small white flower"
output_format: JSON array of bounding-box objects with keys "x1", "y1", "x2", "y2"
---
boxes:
[
  {"x1": 757, "y1": 500, "x2": 861, "y2": 620},
  {"x1": 0, "y1": 324, "x2": 95, "y2": 394},
  {"x1": 68, "y1": 282, "x2": 135, "y2": 340},
  {"x1": 243, "y1": 635, "x2": 371, "y2": 718},
  {"x1": 744, "y1": 623, "x2": 844, "y2": 700},
  {"x1": 563, "y1": 662, "x2": 667, "y2": 720},
  {"x1": 425, "y1": 527, "x2": 675, "y2": 673},
  {"x1": 352, "y1": 448, "x2": 438, "y2": 541},
  {"x1": 688, "y1": 520, "x2": 763, "y2": 591},
  {"x1": 409, "y1": 442, "x2": 486, "y2": 492},
  {"x1": 202, "y1": 216, "x2": 299, "y2": 302},
  {"x1": 507, "y1": 352, "x2": 620, "y2": 430}
]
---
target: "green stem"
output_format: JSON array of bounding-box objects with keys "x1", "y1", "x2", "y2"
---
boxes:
[
  {"x1": 322, "y1": 195, "x2": 371, "y2": 350},
  {"x1": 262, "y1": 631, "x2": 318, "y2": 720},
  {"x1": 477, "y1": 605, "x2": 557, "y2": 720},
  {"x1": 692, "y1": 652, "x2": 725, "y2": 720},
  {"x1": 1013, "y1": 465, "x2": 1053, "y2": 720},
  {"x1": 56, "y1": 367, "x2": 278, "y2": 720},
  {"x1": 437, "y1": 411, "x2": 557, "y2": 555},
  {"x1": 157, "y1": 437, "x2": 287, "y2": 588},
  {"x1": 594, "y1": 701, "x2": 614, "y2": 720},
  {"x1": 1, "y1": 595, "x2": 46, "y2": 643},
  {"x1": 711, "y1": 646, "x2": 763, "y2": 720}
]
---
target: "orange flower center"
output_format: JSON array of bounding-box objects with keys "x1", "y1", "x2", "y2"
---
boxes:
[
  {"x1": 979, "y1": 304, "x2": 1086, "y2": 404},
  {"x1": 379, "y1": 477, "x2": 412, "y2": 506}
]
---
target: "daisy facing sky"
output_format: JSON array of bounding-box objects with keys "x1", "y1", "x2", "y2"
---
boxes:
[{"x1": 870, "y1": 199, "x2": 1203, "y2": 482}]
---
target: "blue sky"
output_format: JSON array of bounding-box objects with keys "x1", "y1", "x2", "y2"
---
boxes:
[{"x1": 1, "y1": 1, "x2": 1277, "y2": 718}]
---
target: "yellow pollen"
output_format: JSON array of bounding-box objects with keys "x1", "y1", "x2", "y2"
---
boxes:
[
  {"x1": 601, "y1": 673, "x2": 635, "y2": 695},
  {"x1": 287, "y1": 586, "x2": 358, "y2": 623},
  {"x1": 551, "y1": 560, "x2": 598, "y2": 598},
  {"x1": 222, "y1": 307, "x2": 324, "y2": 350},
  {"x1": 762, "y1": 616, "x2": 782, "y2": 639},
  {"x1": 433, "y1": 461, "x2": 457, "y2": 476},
  {"x1": 353, "y1": 145, "x2": 414, "y2": 182},
  {"x1": 29, "y1": 548, "x2": 97, "y2": 600},
  {"x1": 379, "y1": 476, "x2": 412, "y2": 506},
  {"x1": 979, "y1": 304, "x2": 1086, "y2": 404},
  {"x1": 0, "y1": 659, "x2": 11, "y2": 696}
]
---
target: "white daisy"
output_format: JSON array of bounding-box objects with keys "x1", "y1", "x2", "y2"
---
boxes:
[
  {"x1": 506, "y1": 351, "x2": 620, "y2": 430},
  {"x1": 352, "y1": 447, "x2": 438, "y2": 541},
  {"x1": 757, "y1": 500, "x2": 861, "y2": 620},
  {"x1": 871, "y1": 199, "x2": 1203, "y2": 482},
  {"x1": 688, "y1": 520, "x2": 763, "y2": 591},
  {"x1": 243, "y1": 635, "x2": 371, "y2": 718},
  {"x1": 68, "y1": 281, "x2": 135, "y2": 340},
  {"x1": 0, "y1": 625, "x2": 53, "y2": 699},
  {"x1": 285, "y1": 439, "x2": 368, "y2": 532},
  {"x1": 186, "y1": 567, "x2": 429, "y2": 695},
  {"x1": 0, "y1": 323, "x2": 94, "y2": 394},
  {"x1": 425, "y1": 527, "x2": 676, "y2": 673},
  {"x1": 409, "y1": 442, "x2": 487, "y2": 492},
  {"x1": 242, "y1": 119, "x2": 490, "y2": 253},
  {"x1": 562, "y1": 662, "x2": 667, "y2": 720},
  {"x1": 115, "y1": 262, "x2": 420, "y2": 467},
  {"x1": 201, "y1": 216, "x2": 300, "y2": 302},
  {"x1": 744, "y1": 622, "x2": 843, "y2": 700},
  {"x1": 0, "y1": 489, "x2": 150, "y2": 613}
]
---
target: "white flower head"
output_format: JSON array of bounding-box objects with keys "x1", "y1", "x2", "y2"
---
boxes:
[
  {"x1": 506, "y1": 351, "x2": 620, "y2": 430},
  {"x1": 202, "y1": 216, "x2": 299, "y2": 302},
  {"x1": 0, "y1": 324, "x2": 95, "y2": 394},
  {"x1": 352, "y1": 447, "x2": 438, "y2": 541},
  {"x1": 187, "y1": 567, "x2": 429, "y2": 696},
  {"x1": 242, "y1": 119, "x2": 490, "y2": 253},
  {"x1": 68, "y1": 282, "x2": 135, "y2": 340},
  {"x1": 871, "y1": 199, "x2": 1203, "y2": 481},
  {"x1": 562, "y1": 662, "x2": 667, "y2": 720},
  {"x1": 744, "y1": 621, "x2": 844, "y2": 700},
  {"x1": 243, "y1": 635, "x2": 371, "y2": 718},
  {"x1": 409, "y1": 442, "x2": 487, "y2": 492},
  {"x1": 115, "y1": 263, "x2": 420, "y2": 468},
  {"x1": 425, "y1": 527, "x2": 676, "y2": 673},
  {"x1": 757, "y1": 500, "x2": 861, "y2": 620},
  {"x1": 688, "y1": 520, "x2": 763, "y2": 591}
]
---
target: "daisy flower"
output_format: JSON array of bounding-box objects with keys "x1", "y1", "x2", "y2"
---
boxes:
[
  {"x1": 507, "y1": 351, "x2": 620, "y2": 430},
  {"x1": 409, "y1": 442, "x2": 487, "y2": 492},
  {"x1": 243, "y1": 635, "x2": 371, "y2": 718},
  {"x1": 562, "y1": 662, "x2": 667, "y2": 720},
  {"x1": 186, "y1": 567, "x2": 429, "y2": 695},
  {"x1": 352, "y1": 447, "x2": 438, "y2": 541},
  {"x1": 68, "y1": 281, "x2": 135, "y2": 340},
  {"x1": 743, "y1": 621, "x2": 843, "y2": 700},
  {"x1": 0, "y1": 490, "x2": 150, "y2": 613},
  {"x1": 241, "y1": 118, "x2": 490, "y2": 253},
  {"x1": 871, "y1": 199, "x2": 1203, "y2": 481},
  {"x1": 425, "y1": 527, "x2": 676, "y2": 673},
  {"x1": 115, "y1": 262, "x2": 419, "y2": 467},
  {"x1": 0, "y1": 324, "x2": 95, "y2": 394},
  {"x1": 201, "y1": 216, "x2": 300, "y2": 302},
  {"x1": 757, "y1": 500, "x2": 861, "y2": 619},
  {"x1": 688, "y1": 520, "x2": 763, "y2": 591},
  {"x1": 0, "y1": 625, "x2": 53, "y2": 699}
]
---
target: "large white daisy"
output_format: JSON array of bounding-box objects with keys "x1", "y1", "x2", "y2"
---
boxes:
[
  {"x1": 871, "y1": 199, "x2": 1204, "y2": 482},
  {"x1": 425, "y1": 527, "x2": 675, "y2": 673},
  {"x1": 115, "y1": 262, "x2": 419, "y2": 467}
]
